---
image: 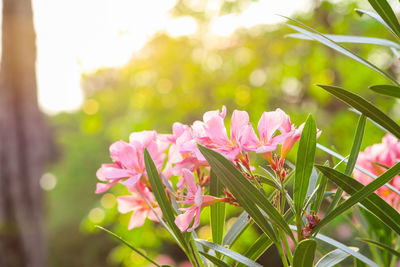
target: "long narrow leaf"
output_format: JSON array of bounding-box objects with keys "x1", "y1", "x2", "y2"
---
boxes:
[
  {"x1": 327, "y1": 114, "x2": 366, "y2": 213},
  {"x1": 285, "y1": 19, "x2": 399, "y2": 85},
  {"x1": 209, "y1": 170, "x2": 225, "y2": 245},
  {"x1": 96, "y1": 226, "x2": 161, "y2": 267},
  {"x1": 289, "y1": 225, "x2": 379, "y2": 267},
  {"x1": 370, "y1": 84, "x2": 400, "y2": 98},
  {"x1": 195, "y1": 239, "x2": 263, "y2": 267},
  {"x1": 355, "y1": 9, "x2": 395, "y2": 36},
  {"x1": 199, "y1": 144, "x2": 295, "y2": 242},
  {"x1": 317, "y1": 84, "x2": 400, "y2": 139},
  {"x1": 287, "y1": 33, "x2": 400, "y2": 49},
  {"x1": 223, "y1": 212, "x2": 252, "y2": 247},
  {"x1": 315, "y1": 248, "x2": 357, "y2": 267},
  {"x1": 357, "y1": 238, "x2": 400, "y2": 257},
  {"x1": 367, "y1": 0, "x2": 400, "y2": 39},
  {"x1": 199, "y1": 252, "x2": 230, "y2": 267},
  {"x1": 311, "y1": 161, "x2": 329, "y2": 213},
  {"x1": 314, "y1": 165, "x2": 400, "y2": 235},
  {"x1": 294, "y1": 114, "x2": 317, "y2": 215},
  {"x1": 236, "y1": 234, "x2": 273, "y2": 267},
  {"x1": 293, "y1": 239, "x2": 317, "y2": 267},
  {"x1": 144, "y1": 150, "x2": 190, "y2": 253}
]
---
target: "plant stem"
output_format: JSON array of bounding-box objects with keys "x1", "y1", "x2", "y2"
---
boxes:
[{"x1": 276, "y1": 242, "x2": 290, "y2": 267}]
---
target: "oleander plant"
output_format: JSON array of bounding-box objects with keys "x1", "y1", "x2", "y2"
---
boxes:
[{"x1": 94, "y1": 0, "x2": 400, "y2": 266}]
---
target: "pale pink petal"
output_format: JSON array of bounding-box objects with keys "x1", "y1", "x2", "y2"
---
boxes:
[
  {"x1": 240, "y1": 124, "x2": 259, "y2": 151},
  {"x1": 194, "y1": 186, "x2": 203, "y2": 207},
  {"x1": 205, "y1": 116, "x2": 230, "y2": 145},
  {"x1": 230, "y1": 110, "x2": 250, "y2": 142},
  {"x1": 96, "y1": 164, "x2": 118, "y2": 181},
  {"x1": 257, "y1": 110, "x2": 284, "y2": 143},
  {"x1": 187, "y1": 207, "x2": 201, "y2": 232},
  {"x1": 95, "y1": 181, "x2": 118, "y2": 194},
  {"x1": 128, "y1": 209, "x2": 147, "y2": 229},
  {"x1": 129, "y1": 130, "x2": 157, "y2": 147},
  {"x1": 203, "y1": 106, "x2": 226, "y2": 122},
  {"x1": 175, "y1": 207, "x2": 197, "y2": 232},
  {"x1": 104, "y1": 167, "x2": 131, "y2": 180},
  {"x1": 120, "y1": 174, "x2": 142, "y2": 187},
  {"x1": 147, "y1": 207, "x2": 162, "y2": 222},
  {"x1": 256, "y1": 144, "x2": 278, "y2": 154},
  {"x1": 117, "y1": 196, "x2": 140, "y2": 213},
  {"x1": 182, "y1": 169, "x2": 197, "y2": 194}
]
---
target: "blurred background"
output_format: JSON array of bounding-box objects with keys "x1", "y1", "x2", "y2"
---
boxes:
[{"x1": 2, "y1": 0, "x2": 400, "y2": 266}]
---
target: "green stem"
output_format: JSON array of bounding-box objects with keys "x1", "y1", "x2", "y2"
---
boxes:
[
  {"x1": 280, "y1": 230, "x2": 293, "y2": 266},
  {"x1": 276, "y1": 243, "x2": 290, "y2": 267}
]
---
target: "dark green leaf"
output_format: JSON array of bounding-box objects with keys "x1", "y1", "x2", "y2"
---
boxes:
[
  {"x1": 327, "y1": 114, "x2": 366, "y2": 214},
  {"x1": 311, "y1": 161, "x2": 329, "y2": 213},
  {"x1": 198, "y1": 144, "x2": 295, "y2": 243},
  {"x1": 293, "y1": 239, "x2": 317, "y2": 267},
  {"x1": 357, "y1": 238, "x2": 400, "y2": 257},
  {"x1": 315, "y1": 248, "x2": 357, "y2": 267},
  {"x1": 370, "y1": 84, "x2": 400, "y2": 98},
  {"x1": 367, "y1": 0, "x2": 400, "y2": 39},
  {"x1": 317, "y1": 84, "x2": 400, "y2": 139},
  {"x1": 144, "y1": 149, "x2": 190, "y2": 253},
  {"x1": 96, "y1": 226, "x2": 161, "y2": 267},
  {"x1": 314, "y1": 165, "x2": 400, "y2": 235},
  {"x1": 294, "y1": 114, "x2": 316, "y2": 215},
  {"x1": 199, "y1": 252, "x2": 230, "y2": 267},
  {"x1": 195, "y1": 239, "x2": 263, "y2": 267},
  {"x1": 209, "y1": 170, "x2": 225, "y2": 245}
]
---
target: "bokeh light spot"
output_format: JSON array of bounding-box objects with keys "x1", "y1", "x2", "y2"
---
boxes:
[
  {"x1": 40, "y1": 172, "x2": 57, "y2": 191},
  {"x1": 101, "y1": 193, "x2": 116, "y2": 209},
  {"x1": 83, "y1": 99, "x2": 99, "y2": 115},
  {"x1": 88, "y1": 208, "x2": 105, "y2": 223}
]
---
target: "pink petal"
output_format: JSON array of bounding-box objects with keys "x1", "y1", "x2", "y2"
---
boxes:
[
  {"x1": 239, "y1": 124, "x2": 259, "y2": 151},
  {"x1": 194, "y1": 186, "x2": 203, "y2": 207},
  {"x1": 128, "y1": 209, "x2": 147, "y2": 229},
  {"x1": 230, "y1": 110, "x2": 250, "y2": 143},
  {"x1": 205, "y1": 116, "x2": 230, "y2": 146},
  {"x1": 117, "y1": 196, "x2": 140, "y2": 213},
  {"x1": 120, "y1": 174, "x2": 142, "y2": 187},
  {"x1": 187, "y1": 207, "x2": 201, "y2": 232},
  {"x1": 256, "y1": 144, "x2": 278, "y2": 154},
  {"x1": 175, "y1": 207, "x2": 197, "y2": 233},
  {"x1": 203, "y1": 106, "x2": 226, "y2": 122},
  {"x1": 129, "y1": 130, "x2": 157, "y2": 147},
  {"x1": 95, "y1": 181, "x2": 118, "y2": 194},
  {"x1": 147, "y1": 207, "x2": 162, "y2": 222},
  {"x1": 257, "y1": 110, "x2": 284, "y2": 143},
  {"x1": 182, "y1": 169, "x2": 197, "y2": 194}
]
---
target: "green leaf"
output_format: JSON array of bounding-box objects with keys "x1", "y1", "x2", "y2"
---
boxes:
[
  {"x1": 317, "y1": 84, "x2": 400, "y2": 139},
  {"x1": 293, "y1": 239, "x2": 317, "y2": 267},
  {"x1": 143, "y1": 149, "x2": 190, "y2": 253},
  {"x1": 357, "y1": 238, "x2": 400, "y2": 257},
  {"x1": 209, "y1": 170, "x2": 225, "y2": 245},
  {"x1": 311, "y1": 161, "x2": 329, "y2": 213},
  {"x1": 223, "y1": 212, "x2": 252, "y2": 247},
  {"x1": 287, "y1": 33, "x2": 400, "y2": 49},
  {"x1": 294, "y1": 114, "x2": 316, "y2": 215},
  {"x1": 315, "y1": 248, "x2": 357, "y2": 267},
  {"x1": 370, "y1": 84, "x2": 400, "y2": 98},
  {"x1": 314, "y1": 165, "x2": 400, "y2": 235},
  {"x1": 198, "y1": 144, "x2": 295, "y2": 243},
  {"x1": 195, "y1": 239, "x2": 263, "y2": 267},
  {"x1": 238, "y1": 234, "x2": 273, "y2": 265},
  {"x1": 96, "y1": 226, "x2": 161, "y2": 267},
  {"x1": 355, "y1": 9, "x2": 395, "y2": 36},
  {"x1": 199, "y1": 252, "x2": 230, "y2": 267},
  {"x1": 285, "y1": 20, "x2": 399, "y2": 85},
  {"x1": 289, "y1": 225, "x2": 379, "y2": 267},
  {"x1": 367, "y1": 0, "x2": 400, "y2": 39},
  {"x1": 257, "y1": 174, "x2": 281, "y2": 190},
  {"x1": 327, "y1": 114, "x2": 366, "y2": 214}
]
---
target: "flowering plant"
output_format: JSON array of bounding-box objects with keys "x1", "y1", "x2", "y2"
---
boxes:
[{"x1": 94, "y1": 0, "x2": 400, "y2": 266}]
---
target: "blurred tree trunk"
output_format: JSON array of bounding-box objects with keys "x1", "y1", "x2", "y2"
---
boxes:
[{"x1": 0, "y1": 0, "x2": 51, "y2": 266}]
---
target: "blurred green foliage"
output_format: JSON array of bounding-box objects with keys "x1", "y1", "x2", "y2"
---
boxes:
[{"x1": 45, "y1": 0, "x2": 400, "y2": 266}]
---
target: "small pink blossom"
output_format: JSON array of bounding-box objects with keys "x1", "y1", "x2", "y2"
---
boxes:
[
  {"x1": 175, "y1": 169, "x2": 221, "y2": 232},
  {"x1": 117, "y1": 182, "x2": 162, "y2": 229},
  {"x1": 353, "y1": 134, "x2": 400, "y2": 210},
  {"x1": 95, "y1": 131, "x2": 167, "y2": 193}
]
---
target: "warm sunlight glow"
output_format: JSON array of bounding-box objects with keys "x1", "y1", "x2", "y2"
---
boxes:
[{"x1": 31, "y1": 0, "x2": 310, "y2": 114}]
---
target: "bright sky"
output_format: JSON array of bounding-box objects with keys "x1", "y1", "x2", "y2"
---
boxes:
[{"x1": 31, "y1": 0, "x2": 311, "y2": 114}]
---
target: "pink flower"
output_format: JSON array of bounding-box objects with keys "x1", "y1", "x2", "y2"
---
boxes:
[
  {"x1": 95, "y1": 131, "x2": 167, "y2": 193},
  {"x1": 353, "y1": 134, "x2": 400, "y2": 210},
  {"x1": 117, "y1": 182, "x2": 162, "y2": 229},
  {"x1": 175, "y1": 169, "x2": 221, "y2": 232}
]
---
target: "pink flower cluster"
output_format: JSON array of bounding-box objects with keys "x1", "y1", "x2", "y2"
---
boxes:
[
  {"x1": 96, "y1": 106, "x2": 306, "y2": 232},
  {"x1": 354, "y1": 134, "x2": 400, "y2": 211}
]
